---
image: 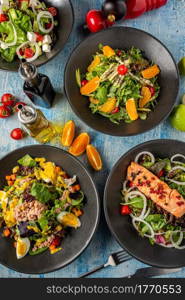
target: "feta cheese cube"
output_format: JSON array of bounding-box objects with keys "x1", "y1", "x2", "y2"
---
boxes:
[
  {"x1": 43, "y1": 35, "x2": 52, "y2": 45},
  {"x1": 27, "y1": 32, "x2": 36, "y2": 43},
  {"x1": 42, "y1": 43, "x2": 51, "y2": 53}
]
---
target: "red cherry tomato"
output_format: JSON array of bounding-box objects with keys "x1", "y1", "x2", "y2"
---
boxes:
[
  {"x1": 129, "y1": 181, "x2": 134, "y2": 187},
  {"x1": 1, "y1": 93, "x2": 15, "y2": 107},
  {"x1": 14, "y1": 102, "x2": 26, "y2": 112},
  {"x1": 86, "y1": 10, "x2": 106, "y2": 33},
  {"x1": 51, "y1": 237, "x2": 61, "y2": 247},
  {"x1": 117, "y1": 64, "x2": 128, "y2": 75},
  {"x1": 120, "y1": 205, "x2": 132, "y2": 215},
  {"x1": 35, "y1": 32, "x2": 44, "y2": 42},
  {"x1": 81, "y1": 79, "x2": 88, "y2": 86},
  {"x1": 10, "y1": 128, "x2": 24, "y2": 140},
  {"x1": 24, "y1": 48, "x2": 34, "y2": 58},
  {"x1": 0, "y1": 105, "x2": 11, "y2": 118},
  {"x1": 111, "y1": 107, "x2": 120, "y2": 114},
  {"x1": 48, "y1": 7, "x2": 58, "y2": 16},
  {"x1": 148, "y1": 86, "x2": 155, "y2": 96},
  {"x1": 0, "y1": 14, "x2": 8, "y2": 23}
]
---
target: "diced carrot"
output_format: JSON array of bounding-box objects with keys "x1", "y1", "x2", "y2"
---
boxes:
[
  {"x1": 6, "y1": 175, "x2": 11, "y2": 181},
  {"x1": 3, "y1": 228, "x2": 11, "y2": 237},
  {"x1": 49, "y1": 245, "x2": 56, "y2": 251},
  {"x1": 72, "y1": 208, "x2": 83, "y2": 217},
  {"x1": 10, "y1": 174, "x2": 16, "y2": 181},
  {"x1": 7, "y1": 181, "x2": 14, "y2": 186},
  {"x1": 70, "y1": 184, "x2": 81, "y2": 193}
]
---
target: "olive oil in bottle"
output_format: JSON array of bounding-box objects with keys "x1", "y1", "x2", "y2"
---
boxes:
[{"x1": 17, "y1": 104, "x2": 57, "y2": 143}]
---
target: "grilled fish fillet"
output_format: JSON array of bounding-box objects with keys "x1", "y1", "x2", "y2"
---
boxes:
[{"x1": 127, "y1": 162, "x2": 185, "y2": 218}]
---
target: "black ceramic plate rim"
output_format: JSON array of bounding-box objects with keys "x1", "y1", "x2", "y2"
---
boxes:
[
  {"x1": 64, "y1": 26, "x2": 180, "y2": 137},
  {"x1": 1, "y1": 0, "x2": 74, "y2": 72},
  {"x1": 0, "y1": 144, "x2": 100, "y2": 274},
  {"x1": 104, "y1": 139, "x2": 185, "y2": 268}
]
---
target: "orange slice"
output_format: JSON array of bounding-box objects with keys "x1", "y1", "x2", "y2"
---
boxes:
[
  {"x1": 80, "y1": 76, "x2": 100, "y2": 95},
  {"x1": 99, "y1": 98, "x2": 116, "y2": 113},
  {"x1": 103, "y1": 45, "x2": 115, "y2": 57},
  {"x1": 126, "y1": 98, "x2": 138, "y2": 121},
  {"x1": 86, "y1": 144, "x2": 102, "y2": 171},
  {"x1": 69, "y1": 133, "x2": 90, "y2": 156},
  {"x1": 141, "y1": 64, "x2": 160, "y2": 79},
  {"x1": 61, "y1": 120, "x2": 75, "y2": 147},
  {"x1": 88, "y1": 56, "x2": 100, "y2": 72},
  {"x1": 139, "y1": 87, "x2": 152, "y2": 108}
]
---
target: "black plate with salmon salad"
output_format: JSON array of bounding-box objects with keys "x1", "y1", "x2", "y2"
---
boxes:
[
  {"x1": 0, "y1": 145, "x2": 99, "y2": 274},
  {"x1": 64, "y1": 27, "x2": 179, "y2": 136},
  {"x1": 0, "y1": 0, "x2": 74, "y2": 72},
  {"x1": 104, "y1": 140, "x2": 185, "y2": 268}
]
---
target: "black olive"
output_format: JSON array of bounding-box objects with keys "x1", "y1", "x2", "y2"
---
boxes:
[{"x1": 102, "y1": 0, "x2": 127, "y2": 21}]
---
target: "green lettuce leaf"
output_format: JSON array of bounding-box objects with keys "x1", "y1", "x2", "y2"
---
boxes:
[{"x1": 18, "y1": 154, "x2": 36, "y2": 167}]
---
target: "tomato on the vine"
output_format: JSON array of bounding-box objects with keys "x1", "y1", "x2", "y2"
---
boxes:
[
  {"x1": 1, "y1": 93, "x2": 15, "y2": 107},
  {"x1": 0, "y1": 105, "x2": 11, "y2": 118}
]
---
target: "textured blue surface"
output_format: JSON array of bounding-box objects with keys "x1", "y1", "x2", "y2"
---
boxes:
[{"x1": 0, "y1": 0, "x2": 185, "y2": 278}]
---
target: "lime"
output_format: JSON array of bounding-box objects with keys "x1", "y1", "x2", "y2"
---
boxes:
[
  {"x1": 178, "y1": 57, "x2": 185, "y2": 76},
  {"x1": 170, "y1": 104, "x2": 185, "y2": 131}
]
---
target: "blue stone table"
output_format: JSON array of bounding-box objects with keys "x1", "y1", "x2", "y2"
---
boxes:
[{"x1": 0, "y1": 0, "x2": 185, "y2": 278}]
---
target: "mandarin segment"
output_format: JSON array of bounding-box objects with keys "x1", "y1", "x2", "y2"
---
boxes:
[
  {"x1": 86, "y1": 144, "x2": 102, "y2": 171},
  {"x1": 80, "y1": 76, "x2": 100, "y2": 95},
  {"x1": 87, "y1": 56, "x2": 100, "y2": 72},
  {"x1": 102, "y1": 45, "x2": 115, "y2": 57},
  {"x1": 141, "y1": 64, "x2": 160, "y2": 79},
  {"x1": 69, "y1": 133, "x2": 90, "y2": 156},
  {"x1": 126, "y1": 98, "x2": 138, "y2": 121},
  {"x1": 99, "y1": 98, "x2": 116, "y2": 113},
  {"x1": 139, "y1": 87, "x2": 152, "y2": 108},
  {"x1": 61, "y1": 120, "x2": 75, "y2": 147}
]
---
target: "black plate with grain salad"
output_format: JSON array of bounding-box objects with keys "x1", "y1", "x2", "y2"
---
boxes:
[
  {"x1": 121, "y1": 151, "x2": 185, "y2": 249},
  {"x1": 0, "y1": 154, "x2": 85, "y2": 259},
  {"x1": 76, "y1": 44, "x2": 160, "y2": 124}
]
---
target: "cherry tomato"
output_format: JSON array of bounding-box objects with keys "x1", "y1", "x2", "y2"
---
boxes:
[
  {"x1": 51, "y1": 237, "x2": 61, "y2": 247},
  {"x1": 1, "y1": 93, "x2": 15, "y2": 107},
  {"x1": 148, "y1": 86, "x2": 155, "y2": 96},
  {"x1": 81, "y1": 79, "x2": 88, "y2": 86},
  {"x1": 117, "y1": 64, "x2": 128, "y2": 75},
  {"x1": 0, "y1": 14, "x2": 8, "y2": 23},
  {"x1": 10, "y1": 128, "x2": 24, "y2": 140},
  {"x1": 14, "y1": 102, "x2": 26, "y2": 112},
  {"x1": 129, "y1": 181, "x2": 134, "y2": 187},
  {"x1": 120, "y1": 205, "x2": 132, "y2": 215},
  {"x1": 86, "y1": 10, "x2": 106, "y2": 33},
  {"x1": 0, "y1": 105, "x2": 11, "y2": 118},
  {"x1": 19, "y1": 48, "x2": 24, "y2": 56},
  {"x1": 48, "y1": 7, "x2": 58, "y2": 16},
  {"x1": 24, "y1": 48, "x2": 34, "y2": 58},
  {"x1": 35, "y1": 32, "x2": 44, "y2": 42},
  {"x1": 157, "y1": 169, "x2": 164, "y2": 178},
  {"x1": 111, "y1": 107, "x2": 120, "y2": 114}
]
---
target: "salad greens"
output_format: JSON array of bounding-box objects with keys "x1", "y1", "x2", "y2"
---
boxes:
[{"x1": 77, "y1": 45, "x2": 160, "y2": 124}]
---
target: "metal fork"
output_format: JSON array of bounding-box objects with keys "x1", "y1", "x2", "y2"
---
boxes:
[{"x1": 79, "y1": 250, "x2": 132, "y2": 278}]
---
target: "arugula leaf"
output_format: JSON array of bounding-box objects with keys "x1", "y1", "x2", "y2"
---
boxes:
[
  {"x1": 71, "y1": 191, "x2": 84, "y2": 206},
  {"x1": 18, "y1": 154, "x2": 36, "y2": 167}
]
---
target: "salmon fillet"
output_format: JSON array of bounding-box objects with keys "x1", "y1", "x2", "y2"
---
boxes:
[{"x1": 127, "y1": 162, "x2": 185, "y2": 218}]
